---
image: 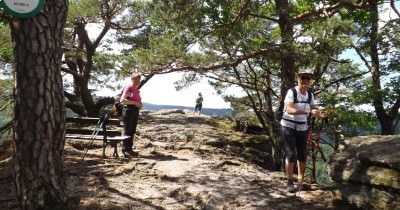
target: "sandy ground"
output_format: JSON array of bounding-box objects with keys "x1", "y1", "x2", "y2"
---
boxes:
[{"x1": 1, "y1": 110, "x2": 348, "y2": 209}]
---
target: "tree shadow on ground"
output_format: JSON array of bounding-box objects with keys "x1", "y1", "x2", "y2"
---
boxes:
[
  {"x1": 140, "y1": 152, "x2": 189, "y2": 162},
  {"x1": 64, "y1": 148, "x2": 167, "y2": 210}
]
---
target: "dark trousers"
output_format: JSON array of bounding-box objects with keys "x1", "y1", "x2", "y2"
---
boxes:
[
  {"x1": 194, "y1": 103, "x2": 202, "y2": 112},
  {"x1": 122, "y1": 106, "x2": 140, "y2": 151}
]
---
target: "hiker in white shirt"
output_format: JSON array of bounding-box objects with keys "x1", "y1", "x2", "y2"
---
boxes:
[{"x1": 280, "y1": 70, "x2": 327, "y2": 193}]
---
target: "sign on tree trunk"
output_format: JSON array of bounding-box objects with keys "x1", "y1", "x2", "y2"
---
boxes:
[{"x1": 0, "y1": 0, "x2": 44, "y2": 18}]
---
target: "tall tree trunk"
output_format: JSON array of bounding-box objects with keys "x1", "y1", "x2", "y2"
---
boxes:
[
  {"x1": 263, "y1": 69, "x2": 279, "y2": 136},
  {"x1": 275, "y1": 0, "x2": 296, "y2": 170},
  {"x1": 11, "y1": 1, "x2": 71, "y2": 209},
  {"x1": 263, "y1": 70, "x2": 282, "y2": 170},
  {"x1": 77, "y1": 76, "x2": 98, "y2": 117},
  {"x1": 368, "y1": 0, "x2": 395, "y2": 135},
  {"x1": 276, "y1": 0, "x2": 296, "y2": 105}
]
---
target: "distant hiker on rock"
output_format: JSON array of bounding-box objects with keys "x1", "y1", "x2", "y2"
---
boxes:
[
  {"x1": 120, "y1": 72, "x2": 142, "y2": 157},
  {"x1": 193, "y1": 92, "x2": 203, "y2": 116},
  {"x1": 280, "y1": 70, "x2": 327, "y2": 193}
]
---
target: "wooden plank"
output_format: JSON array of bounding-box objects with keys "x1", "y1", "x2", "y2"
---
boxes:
[
  {"x1": 66, "y1": 128, "x2": 122, "y2": 136},
  {"x1": 65, "y1": 134, "x2": 130, "y2": 141},
  {"x1": 66, "y1": 117, "x2": 121, "y2": 126}
]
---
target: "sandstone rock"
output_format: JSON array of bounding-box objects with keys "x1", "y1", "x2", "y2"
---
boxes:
[{"x1": 328, "y1": 135, "x2": 400, "y2": 209}]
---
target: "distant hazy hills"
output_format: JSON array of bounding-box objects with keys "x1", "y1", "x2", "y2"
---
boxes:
[{"x1": 142, "y1": 102, "x2": 232, "y2": 117}]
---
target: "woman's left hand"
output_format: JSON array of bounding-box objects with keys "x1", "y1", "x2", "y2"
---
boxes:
[{"x1": 312, "y1": 109, "x2": 327, "y2": 118}]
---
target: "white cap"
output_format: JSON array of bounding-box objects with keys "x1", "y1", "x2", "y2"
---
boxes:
[{"x1": 297, "y1": 70, "x2": 313, "y2": 77}]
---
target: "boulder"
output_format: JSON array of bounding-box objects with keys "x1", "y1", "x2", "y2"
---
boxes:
[{"x1": 327, "y1": 135, "x2": 400, "y2": 209}]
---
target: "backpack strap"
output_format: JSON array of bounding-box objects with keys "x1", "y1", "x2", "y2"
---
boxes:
[
  {"x1": 307, "y1": 89, "x2": 312, "y2": 104},
  {"x1": 291, "y1": 87, "x2": 298, "y2": 103},
  {"x1": 291, "y1": 87, "x2": 312, "y2": 104}
]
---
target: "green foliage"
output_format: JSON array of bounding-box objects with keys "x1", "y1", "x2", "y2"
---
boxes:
[
  {"x1": 334, "y1": 108, "x2": 376, "y2": 136},
  {"x1": 384, "y1": 77, "x2": 400, "y2": 105},
  {"x1": 130, "y1": 33, "x2": 187, "y2": 70},
  {"x1": 150, "y1": 0, "x2": 206, "y2": 36},
  {"x1": 117, "y1": 27, "x2": 151, "y2": 54},
  {"x1": 296, "y1": 16, "x2": 356, "y2": 72},
  {"x1": 0, "y1": 79, "x2": 13, "y2": 113},
  {"x1": 380, "y1": 20, "x2": 400, "y2": 107},
  {"x1": 207, "y1": 119, "x2": 235, "y2": 130},
  {"x1": 305, "y1": 143, "x2": 334, "y2": 186},
  {"x1": 130, "y1": 31, "x2": 218, "y2": 72},
  {"x1": 292, "y1": 0, "x2": 315, "y2": 15},
  {"x1": 0, "y1": 113, "x2": 11, "y2": 145},
  {"x1": 120, "y1": 0, "x2": 392, "y2": 137},
  {"x1": 0, "y1": 79, "x2": 13, "y2": 144},
  {"x1": 337, "y1": 1, "x2": 400, "y2": 134},
  {"x1": 0, "y1": 23, "x2": 12, "y2": 63},
  {"x1": 317, "y1": 84, "x2": 377, "y2": 136},
  {"x1": 340, "y1": 7, "x2": 372, "y2": 29},
  {"x1": 225, "y1": 95, "x2": 259, "y2": 124},
  {"x1": 68, "y1": 0, "x2": 100, "y2": 22},
  {"x1": 93, "y1": 53, "x2": 118, "y2": 72}
]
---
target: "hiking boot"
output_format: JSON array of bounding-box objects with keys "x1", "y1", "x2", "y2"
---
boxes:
[
  {"x1": 126, "y1": 150, "x2": 138, "y2": 157},
  {"x1": 122, "y1": 149, "x2": 131, "y2": 158},
  {"x1": 287, "y1": 182, "x2": 296, "y2": 193}
]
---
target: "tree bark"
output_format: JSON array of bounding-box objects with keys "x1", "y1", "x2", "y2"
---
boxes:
[
  {"x1": 11, "y1": 1, "x2": 71, "y2": 209},
  {"x1": 63, "y1": 11, "x2": 113, "y2": 117},
  {"x1": 275, "y1": 0, "x2": 296, "y2": 171},
  {"x1": 276, "y1": 0, "x2": 296, "y2": 102},
  {"x1": 367, "y1": 0, "x2": 395, "y2": 135}
]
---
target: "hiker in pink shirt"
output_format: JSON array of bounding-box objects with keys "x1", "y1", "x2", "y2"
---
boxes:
[{"x1": 120, "y1": 72, "x2": 142, "y2": 157}]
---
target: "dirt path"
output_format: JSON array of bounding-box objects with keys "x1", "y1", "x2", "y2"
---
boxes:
[
  {"x1": 1, "y1": 110, "x2": 344, "y2": 209},
  {"x1": 63, "y1": 110, "x2": 342, "y2": 209}
]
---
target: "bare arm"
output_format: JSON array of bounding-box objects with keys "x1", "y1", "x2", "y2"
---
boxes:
[
  {"x1": 120, "y1": 92, "x2": 142, "y2": 108},
  {"x1": 286, "y1": 101, "x2": 310, "y2": 115}
]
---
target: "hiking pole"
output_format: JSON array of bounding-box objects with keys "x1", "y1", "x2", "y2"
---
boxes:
[
  {"x1": 297, "y1": 117, "x2": 316, "y2": 193},
  {"x1": 100, "y1": 114, "x2": 110, "y2": 158},
  {"x1": 81, "y1": 117, "x2": 102, "y2": 160},
  {"x1": 311, "y1": 117, "x2": 325, "y2": 182}
]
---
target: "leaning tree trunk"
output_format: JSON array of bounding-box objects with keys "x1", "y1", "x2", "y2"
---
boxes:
[
  {"x1": 367, "y1": 0, "x2": 395, "y2": 135},
  {"x1": 10, "y1": 1, "x2": 70, "y2": 209}
]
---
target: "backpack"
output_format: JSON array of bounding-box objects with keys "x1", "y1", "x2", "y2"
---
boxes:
[
  {"x1": 112, "y1": 88, "x2": 124, "y2": 117},
  {"x1": 291, "y1": 87, "x2": 312, "y2": 104},
  {"x1": 291, "y1": 87, "x2": 313, "y2": 124},
  {"x1": 277, "y1": 88, "x2": 313, "y2": 122},
  {"x1": 196, "y1": 97, "x2": 202, "y2": 104},
  {"x1": 112, "y1": 102, "x2": 123, "y2": 117}
]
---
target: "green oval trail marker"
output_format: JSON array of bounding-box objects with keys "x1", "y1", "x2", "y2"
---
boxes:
[{"x1": 0, "y1": 0, "x2": 45, "y2": 18}]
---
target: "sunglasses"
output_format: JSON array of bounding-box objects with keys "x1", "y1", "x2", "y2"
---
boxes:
[
  {"x1": 131, "y1": 76, "x2": 141, "y2": 80},
  {"x1": 300, "y1": 76, "x2": 312, "y2": 81}
]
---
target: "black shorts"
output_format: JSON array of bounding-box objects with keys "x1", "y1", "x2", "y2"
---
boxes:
[{"x1": 281, "y1": 126, "x2": 309, "y2": 162}]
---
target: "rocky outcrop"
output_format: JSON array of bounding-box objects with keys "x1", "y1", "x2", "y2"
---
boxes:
[{"x1": 327, "y1": 135, "x2": 400, "y2": 209}]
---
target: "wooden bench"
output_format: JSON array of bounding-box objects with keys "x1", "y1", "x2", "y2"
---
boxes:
[{"x1": 65, "y1": 115, "x2": 130, "y2": 159}]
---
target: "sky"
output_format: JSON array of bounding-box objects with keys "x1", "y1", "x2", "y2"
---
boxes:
[
  {"x1": 99, "y1": 72, "x2": 244, "y2": 109},
  {"x1": 139, "y1": 73, "x2": 232, "y2": 108}
]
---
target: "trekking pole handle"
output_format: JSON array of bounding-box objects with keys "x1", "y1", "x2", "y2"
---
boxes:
[
  {"x1": 320, "y1": 117, "x2": 329, "y2": 131},
  {"x1": 310, "y1": 117, "x2": 316, "y2": 129}
]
